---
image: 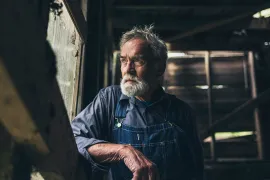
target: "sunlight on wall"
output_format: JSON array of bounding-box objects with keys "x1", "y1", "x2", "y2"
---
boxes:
[
  {"x1": 253, "y1": 8, "x2": 270, "y2": 18},
  {"x1": 204, "y1": 131, "x2": 254, "y2": 142}
]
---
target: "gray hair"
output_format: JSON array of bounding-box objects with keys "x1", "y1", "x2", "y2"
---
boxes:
[{"x1": 119, "y1": 25, "x2": 168, "y2": 63}]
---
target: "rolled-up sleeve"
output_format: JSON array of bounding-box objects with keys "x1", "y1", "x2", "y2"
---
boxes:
[{"x1": 71, "y1": 89, "x2": 110, "y2": 172}]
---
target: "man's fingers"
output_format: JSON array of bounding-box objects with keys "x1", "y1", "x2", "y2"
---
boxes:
[
  {"x1": 123, "y1": 146, "x2": 160, "y2": 180},
  {"x1": 147, "y1": 163, "x2": 159, "y2": 180},
  {"x1": 132, "y1": 172, "x2": 143, "y2": 180},
  {"x1": 133, "y1": 164, "x2": 149, "y2": 180},
  {"x1": 136, "y1": 153, "x2": 152, "y2": 180},
  {"x1": 148, "y1": 166, "x2": 155, "y2": 180},
  {"x1": 132, "y1": 163, "x2": 156, "y2": 180}
]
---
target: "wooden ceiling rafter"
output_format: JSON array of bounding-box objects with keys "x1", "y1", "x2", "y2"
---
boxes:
[
  {"x1": 113, "y1": 5, "x2": 260, "y2": 11},
  {"x1": 165, "y1": 3, "x2": 270, "y2": 42}
]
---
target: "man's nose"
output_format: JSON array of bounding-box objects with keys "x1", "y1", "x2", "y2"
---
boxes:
[{"x1": 126, "y1": 60, "x2": 135, "y2": 71}]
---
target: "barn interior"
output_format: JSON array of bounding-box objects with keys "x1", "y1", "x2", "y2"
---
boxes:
[{"x1": 1, "y1": 0, "x2": 270, "y2": 180}]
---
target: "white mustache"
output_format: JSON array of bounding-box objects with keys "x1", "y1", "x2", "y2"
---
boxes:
[{"x1": 123, "y1": 74, "x2": 139, "y2": 83}]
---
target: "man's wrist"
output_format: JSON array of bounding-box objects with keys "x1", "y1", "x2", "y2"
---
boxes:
[
  {"x1": 87, "y1": 143, "x2": 130, "y2": 163},
  {"x1": 118, "y1": 144, "x2": 132, "y2": 160}
]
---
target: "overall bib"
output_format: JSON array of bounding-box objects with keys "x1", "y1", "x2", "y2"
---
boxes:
[{"x1": 111, "y1": 98, "x2": 195, "y2": 180}]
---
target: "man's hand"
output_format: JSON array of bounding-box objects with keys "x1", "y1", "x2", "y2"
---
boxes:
[
  {"x1": 119, "y1": 145, "x2": 160, "y2": 180},
  {"x1": 88, "y1": 143, "x2": 160, "y2": 180}
]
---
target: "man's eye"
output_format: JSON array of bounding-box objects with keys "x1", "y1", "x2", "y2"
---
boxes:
[
  {"x1": 134, "y1": 59, "x2": 145, "y2": 65},
  {"x1": 120, "y1": 59, "x2": 127, "y2": 64}
]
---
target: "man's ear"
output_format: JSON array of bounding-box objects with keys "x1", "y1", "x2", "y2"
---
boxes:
[{"x1": 156, "y1": 61, "x2": 166, "y2": 77}]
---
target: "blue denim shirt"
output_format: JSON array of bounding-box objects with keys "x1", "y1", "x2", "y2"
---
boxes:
[{"x1": 71, "y1": 85, "x2": 204, "y2": 179}]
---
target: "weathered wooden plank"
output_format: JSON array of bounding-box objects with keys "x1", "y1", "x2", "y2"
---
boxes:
[
  {"x1": 164, "y1": 55, "x2": 247, "y2": 86},
  {"x1": 63, "y1": 0, "x2": 87, "y2": 42},
  {"x1": 47, "y1": 1, "x2": 83, "y2": 120}
]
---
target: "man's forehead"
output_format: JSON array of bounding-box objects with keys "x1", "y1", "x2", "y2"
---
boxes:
[
  {"x1": 123, "y1": 38, "x2": 147, "y2": 46},
  {"x1": 120, "y1": 39, "x2": 150, "y2": 56},
  {"x1": 120, "y1": 54, "x2": 143, "y2": 58}
]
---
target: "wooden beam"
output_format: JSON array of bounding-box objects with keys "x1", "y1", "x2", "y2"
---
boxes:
[
  {"x1": 201, "y1": 88, "x2": 270, "y2": 140},
  {"x1": 205, "y1": 51, "x2": 217, "y2": 160},
  {"x1": 165, "y1": 34, "x2": 268, "y2": 51},
  {"x1": 113, "y1": 5, "x2": 258, "y2": 11},
  {"x1": 165, "y1": 3, "x2": 270, "y2": 42},
  {"x1": 80, "y1": 0, "x2": 88, "y2": 19},
  {"x1": 0, "y1": 58, "x2": 49, "y2": 154},
  {"x1": 248, "y1": 51, "x2": 264, "y2": 159},
  {"x1": 63, "y1": 0, "x2": 87, "y2": 42},
  {"x1": 82, "y1": 0, "x2": 109, "y2": 108},
  {"x1": 112, "y1": 16, "x2": 251, "y2": 30},
  {"x1": 166, "y1": 41, "x2": 258, "y2": 51}
]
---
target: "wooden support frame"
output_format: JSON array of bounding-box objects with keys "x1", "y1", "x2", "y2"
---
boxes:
[
  {"x1": 0, "y1": 58, "x2": 50, "y2": 154},
  {"x1": 82, "y1": 0, "x2": 109, "y2": 108},
  {"x1": 248, "y1": 51, "x2": 264, "y2": 160},
  {"x1": 202, "y1": 88, "x2": 270, "y2": 140},
  {"x1": 113, "y1": 5, "x2": 258, "y2": 11},
  {"x1": 75, "y1": 44, "x2": 86, "y2": 114},
  {"x1": 205, "y1": 51, "x2": 216, "y2": 160},
  {"x1": 63, "y1": 0, "x2": 87, "y2": 42},
  {"x1": 71, "y1": 42, "x2": 85, "y2": 119},
  {"x1": 112, "y1": 16, "x2": 251, "y2": 31}
]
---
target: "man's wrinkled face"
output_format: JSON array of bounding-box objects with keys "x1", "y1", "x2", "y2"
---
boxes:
[{"x1": 120, "y1": 38, "x2": 157, "y2": 97}]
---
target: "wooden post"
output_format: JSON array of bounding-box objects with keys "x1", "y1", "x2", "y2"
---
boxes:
[
  {"x1": 248, "y1": 51, "x2": 264, "y2": 160},
  {"x1": 243, "y1": 57, "x2": 249, "y2": 90},
  {"x1": 205, "y1": 51, "x2": 216, "y2": 160},
  {"x1": 82, "y1": 0, "x2": 109, "y2": 107}
]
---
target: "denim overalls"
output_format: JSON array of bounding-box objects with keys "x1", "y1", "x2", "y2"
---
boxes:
[{"x1": 110, "y1": 96, "x2": 196, "y2": 180}]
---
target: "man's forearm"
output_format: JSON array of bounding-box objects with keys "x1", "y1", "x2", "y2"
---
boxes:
[
  {"x1": 88, "y1": 143, "x2": 160, "y2": 179},
  {"x1": 87, "y1": 143, "x2": 127, "y2": 163}
]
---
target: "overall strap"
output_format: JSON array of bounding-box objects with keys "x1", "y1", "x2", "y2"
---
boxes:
[
  {"x1": 113, "y1": 95, "x2": 129, "y2": 128},
  {"x1": 114, "y1": 95, "x2": 129, "y2": 119},
  {"x1": 115, "y1": 101, "x2": 128, "y2": 118}
]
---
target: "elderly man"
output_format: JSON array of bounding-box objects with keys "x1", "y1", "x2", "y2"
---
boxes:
[{"x1": 71, "y1": 26, "x2": 204, "y2": 180}]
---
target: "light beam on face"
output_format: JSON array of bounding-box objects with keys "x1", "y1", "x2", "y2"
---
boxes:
[{"x1": 120, "y1": 74, "x2": 149, "y2": 97}]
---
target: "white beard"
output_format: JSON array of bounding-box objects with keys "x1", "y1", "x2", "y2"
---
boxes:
[{"x1": 120, "y1": 74, "x2": 149, "y2": 97}]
